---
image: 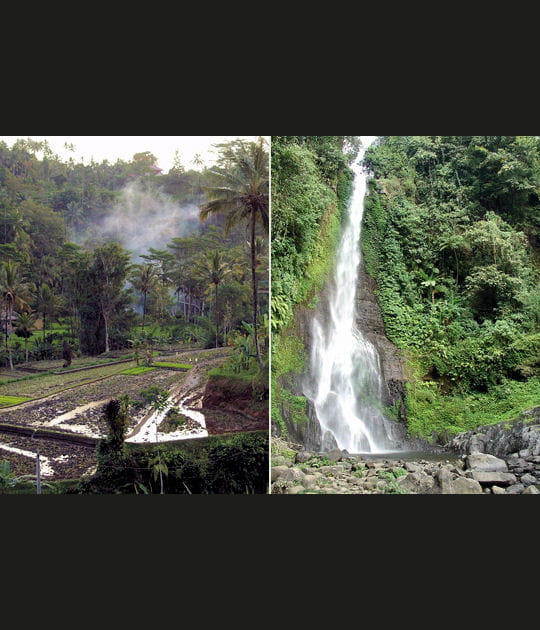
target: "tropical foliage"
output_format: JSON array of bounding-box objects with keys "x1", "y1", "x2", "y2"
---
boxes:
[{"x1": 362, "y1": 135, "x2": 540, "y2": 440}]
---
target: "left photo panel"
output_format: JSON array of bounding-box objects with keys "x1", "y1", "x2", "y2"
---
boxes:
[{"x1": 0, "y1": 136, "x2": 270, "y2": 494}]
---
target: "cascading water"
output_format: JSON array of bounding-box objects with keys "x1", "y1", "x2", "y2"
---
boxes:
[{"x1": 305, "y1": 136, "x2": 404, "y2": 454}]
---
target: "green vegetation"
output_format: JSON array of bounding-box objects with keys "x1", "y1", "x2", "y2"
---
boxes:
[
  {"x1": 0, "y1": 361, "x2": 136, "y2": 398},
  {"x1": 362, "y1": 136, "x2": 540, "y2": 442},
  {"x1": 80, "y1": 430, "x2": 269, "y2": 494},
  {"x1": 0, "y1": 137, "x2": 268, "y2": 367},
  {"x1": 152, "y1": 362, "x2": 192, "y2": 370},
  {"x1": 0, "y1": 394, "x2": 29, "y2": 406},
  {"x1": 120, "y1": 366, "x2": 156, "y2": 375},
  {"x1": 271, "y1": 137, "x2": 359, "y2": 438}
]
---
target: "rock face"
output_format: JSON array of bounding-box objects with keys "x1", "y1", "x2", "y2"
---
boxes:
[
  {"x1": 356, "y1": 263, "x2": 407, "y2": 412},
  {"x1": 449, "y1": 409, "x2": 540, "y2": 458},
  {"x1": 444, "y1": 410, "x2": 540, "y2": 493}
]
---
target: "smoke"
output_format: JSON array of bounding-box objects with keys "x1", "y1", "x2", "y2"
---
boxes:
[{"x1": 93, "y1": 180, "x2": 201, "y2": 259}]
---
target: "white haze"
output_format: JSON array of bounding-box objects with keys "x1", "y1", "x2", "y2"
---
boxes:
[{"x1": 92, "y1": 180, "x2": 201, "y2": 259}]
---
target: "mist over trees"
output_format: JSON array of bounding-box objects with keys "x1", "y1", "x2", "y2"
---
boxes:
[{"x1": 0, "y1": 137, "x2": 269, "y2": 366}]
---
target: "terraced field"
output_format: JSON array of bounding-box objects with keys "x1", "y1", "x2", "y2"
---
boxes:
[{"x1": 0, "y1": 346, "x2": 266, "y2": 483}]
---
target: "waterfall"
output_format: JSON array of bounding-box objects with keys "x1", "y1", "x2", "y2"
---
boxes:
[{"x1": 305, "y1": 136, "x2": 404, "y2": 454}]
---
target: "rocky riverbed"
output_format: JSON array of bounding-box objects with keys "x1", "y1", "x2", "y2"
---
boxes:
[{"x1": 271, "y1": 439, "x2": 540, "y2": 495}]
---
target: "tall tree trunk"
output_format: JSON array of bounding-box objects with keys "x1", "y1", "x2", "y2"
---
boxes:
[
  {"x1": 142, "y1": 291, "x2": 147, "y2": 335},
  {"x1": 215, "y1": 283, "x2": 219, "y2": 348},
  {"x1": 104, "y1": 314, "x2": 110, "y2": 353},
  {"x1": 251, "y1": 208, "x2": 262, "y2": 368},
  {"x1": 5, "y1": 308, "x2": 13, "y2": 371},
  {"x1": 100, "y1": 298, "x2": 110, "y2": 353}
]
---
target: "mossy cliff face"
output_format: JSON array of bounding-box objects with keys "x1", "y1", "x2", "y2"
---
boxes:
[{"x1": 356, "y1": 261, "x2": 407, "y2": 416}]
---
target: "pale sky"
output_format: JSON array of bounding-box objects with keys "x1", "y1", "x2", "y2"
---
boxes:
[{"x1": 0, "y1": 135, "x2": 269, "y2": 172}]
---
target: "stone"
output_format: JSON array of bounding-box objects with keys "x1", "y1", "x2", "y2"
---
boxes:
[
  {"x1": 469, "y1": 472, "x2": 517, "y2": 486},
  {"x1": 506, "y1": 484, "x2": 525, "y2": 494},
  {"x1": 360, "y1": 480, "x2": 378, "y2": 491},
  {"x1": 396, "y1": 472, "x2": 436, "y2": 494},
  {"x1": 295, "y1": 451, "x2": 315, "y2": 464},
  {"x1": 439, "y1": 475, "x2": 483, "y2": 495},
  {"x1": 287, "y1": 485, "x2": 306, "y2": 495},
  {"x1": 319, "y1": 465, "x2": 345, "y2": 476},
  {"x1": 520, "y1": 473, "x2": 537, "y2": 486},
  {"x1": 492, "y1": 486, "x2": 506, "y2": 494},
  {"x1": 303, "y1": 474, "x2": 322, "y2": 489},
  {"x1": 466, "y1": 453, "x2": 508, "y2": 473},
  {"x1": 326, "y1": 448, "x2": 344, "y2": 462},
  {"x1": 271, "y1": 466, "x2": 291, "y2": 482},
  {"x1": 469, "y1": 434, "x2": 488, "y2": 454},
  {"x1": 273, "y1": 467, "x2": 306, "y2": 483},
  {"x1": 405, "y1": 462, "x2": 422, "y2": 473},
  {"x1": 448, "y1": 413, "x2": 540, "y2": 459},
  {"x1": 436, "y1": 467, "x2": 453, "y2": 491},
  {"x1": 522, "y1": 485, "x2": 540, "y2": 494},
  {"x1": 272, "y1": 456, "x2": 291, "y2": 467},
  {"x1": 321, "y1": 432, "x2": 339, "y2": 452}
]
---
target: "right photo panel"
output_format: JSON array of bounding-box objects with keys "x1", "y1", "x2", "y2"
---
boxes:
[{"x1": 270, "y1": 135, "x2": 540, "y2": 495}]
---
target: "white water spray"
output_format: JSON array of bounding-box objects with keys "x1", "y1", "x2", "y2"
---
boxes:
[{"x1": 306, "y1": 136, "x2": 403, "y2": 454}]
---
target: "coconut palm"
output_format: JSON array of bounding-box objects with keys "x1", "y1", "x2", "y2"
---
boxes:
[
  {"x1": 36, "y1": 283, "x2": 62, "y2": 342},
  {"x1": 130, "y1": 263, "x2": 158, "y2": 336},
  {"x1": 0, "y1": 260, "x2": 33, "y2": 370},
  {"x1": 195, "y1": 250, "x2": 231, "y2": 348},
  {"x1": 14, "y1": 310, "x2": 37, "y2": 363},
  {"x1": 199, "y1": 137, "x2": 269, "y2": 366},
  {"x1": 191, "y1": 153, "x2": 205, "y2": 198}
]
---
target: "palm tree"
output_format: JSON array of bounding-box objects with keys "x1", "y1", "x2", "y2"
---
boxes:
[
  {"x1": 191, "y1": 153, "x2": 205, "y2": 198},
  {"x1": 130, "y1": 264, "x2": 158, "y2": 336},
  {"x1": 0, "y1": 260, "x2": 33, "y2": 370},
  {"x1": 36, "y1": 284, "x2": 62, "y2": 342},
  {"x1": 199, "y1": 138, "x2": 269, "y2": 366},
  {"x1": 195, "y1": 250, "x2": 231, "y2": 348},
  {"x1": 14, "y1": 310, "x2": 37, "y2": 363}
]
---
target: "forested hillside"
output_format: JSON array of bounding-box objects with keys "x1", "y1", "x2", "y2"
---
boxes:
[
  {"x1": 0, "y1": 138, "x2": 268, "y2": 368},
  {"x1": 362, "y1": 136, "x2": 540, "y2": 441},
  {"x1": 271, "y1": 136, "x2": 359, "y2": 436}
]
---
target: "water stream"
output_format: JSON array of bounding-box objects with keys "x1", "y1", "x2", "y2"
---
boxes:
[{"x1": 306, "y1": 136, "x2": 405, "y2": 454}]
